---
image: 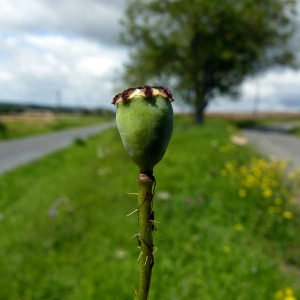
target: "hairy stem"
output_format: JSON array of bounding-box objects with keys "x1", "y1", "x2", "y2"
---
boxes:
[{"x1": 134, "y1": 172, "x2": 155, "y2": 300}]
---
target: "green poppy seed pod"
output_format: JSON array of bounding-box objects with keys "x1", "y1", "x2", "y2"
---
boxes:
[{"x1": 112, "y1": 85, "x2": 174, "y2": 173}]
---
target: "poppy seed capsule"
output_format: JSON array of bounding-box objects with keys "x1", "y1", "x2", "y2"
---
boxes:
[{"x1": 112, "y1": 86, "x2": 174, "y2": 173}]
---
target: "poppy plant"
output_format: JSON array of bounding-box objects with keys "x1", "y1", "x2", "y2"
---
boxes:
[{"x1": 112, "y1": 86, "x2": 174, "y2": 299}]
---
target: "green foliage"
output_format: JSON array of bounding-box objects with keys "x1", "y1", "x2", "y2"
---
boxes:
[
  {"x1": 120, "y1": 0, "x2": 297, "y2": 122},
  {"x1": 289, "y1": 126, "x2": 300, "y2": 137},
  {"x1": 73, "y1": 137, "x2": 86, "y2": 146},
  {"x1": 0, "y1": 121, "x2": 7, "y2": 138},
  {"x1": 0, "y1": 117, "x2": 299, "y2": 299}
]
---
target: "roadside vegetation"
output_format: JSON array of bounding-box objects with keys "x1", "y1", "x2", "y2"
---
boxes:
[
  {"x1": 0, "y1": 116, "x2": 299, "y2": 299},
  {"x1": 289, "y1": 126, "x2": 300, "y2": 138},
  {"x1": 0, "y1": 113, "x2": 114, "y2": 140}
]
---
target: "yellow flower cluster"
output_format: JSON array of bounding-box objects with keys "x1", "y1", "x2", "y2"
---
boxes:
[
  {"x1": 220, "y1": 157, "x2": 300, "y2": 221},
  {"x1": 275, "y1": 287, "x2": 297, "y2": 300}
]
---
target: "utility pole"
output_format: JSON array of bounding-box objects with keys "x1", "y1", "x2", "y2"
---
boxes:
[
  {"x1": 252, "y1": 77, "x2": 260, "y2": 120},
  {"x1": 55, "y1": 89, "x2": 61, "y2": 115}
]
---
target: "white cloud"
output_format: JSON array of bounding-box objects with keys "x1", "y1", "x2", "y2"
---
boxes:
[
  {"x1": 0, "y1": 71, "x2": 14, "y2": 82},
  {"x1": 0, "y1": 32, "x2": 127, "y2": 107},
  {"x1": 0, "y1": 0, "x2": 124, "y2": 44},
  {"x1": 208, "y1": 69, "x2": 300, "y2": 112},
  {"x1": 0, "y1": 0, "x2": 129, "y2": 108}
]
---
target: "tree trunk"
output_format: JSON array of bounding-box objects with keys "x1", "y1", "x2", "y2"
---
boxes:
[{"x1": 194, "y1": 100, "x2": 208, "y2": 125}]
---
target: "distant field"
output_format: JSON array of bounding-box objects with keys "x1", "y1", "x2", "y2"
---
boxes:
[
  {"x1": 206, "y1": 111, "x2": 300, "y2": 136},
  {"x1": 0, "y1": 111, "x2": 114, "y2": 140},
  {"x1": 0, "y1": 116, "x2": 299, "y2": 299},
  {"x1": 206, "y1": 111, "x2": 300, "y2": 121}
]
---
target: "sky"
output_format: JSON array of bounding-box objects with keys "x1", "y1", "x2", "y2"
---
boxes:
[{"x1": 0, "y1": 0, "x2": 299, "y2": 113}]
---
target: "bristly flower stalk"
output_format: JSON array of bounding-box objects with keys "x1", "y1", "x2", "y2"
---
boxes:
[{"x1": 112, "y1": 86, "x2": 174, "y2": 300}]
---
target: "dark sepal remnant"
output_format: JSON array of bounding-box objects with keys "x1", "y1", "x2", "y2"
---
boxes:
[{"x1": 112, "y1": 85, "x2": 174, "y2": 105}]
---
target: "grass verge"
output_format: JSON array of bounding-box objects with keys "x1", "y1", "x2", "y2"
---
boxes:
[
  {"x1": 0, "y1": 117, "x2": 299, "y2": 299},
  {"x1": 0, "y1": 114, "x2": 113, "y2": 140}
]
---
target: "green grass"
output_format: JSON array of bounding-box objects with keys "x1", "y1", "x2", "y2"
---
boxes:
[
  {"x1": 289, "y1": 126, "x2": 300, "y2": 138},
  {"x1": 0, "y1": 117, "x2": 299, "y2": 299},
  {"x1": 0, "y1": 114, "x2": 113, "y2": 140}
]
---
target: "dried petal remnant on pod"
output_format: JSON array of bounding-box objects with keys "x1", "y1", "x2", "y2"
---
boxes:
[{"x1": 112, "y1": 85, "x2": 174, "y2": 104}]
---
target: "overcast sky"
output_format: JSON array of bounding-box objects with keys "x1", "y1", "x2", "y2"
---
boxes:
[{"x1": 0, "y1": 0, "x2": 299, "y2": 112}]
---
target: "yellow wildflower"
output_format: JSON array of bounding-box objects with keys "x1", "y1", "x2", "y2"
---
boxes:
[
  {"x1": 284, "y1": 287, "x2": 296, "y2": 300},
  {"x1": 262, "y1": 188, "x2": 273, "y2": 198},
  {"x1": 283, "y1": 211, "x2": 293, "y2": 219},
  {"x1": 245, "y1": 175, "x2": 256, "y2": 188},
  {"x1": 225, "y1": 161, "x2": 234, "y2": 171},
  {"x1": 288, "y1": 171, "x2": 296, "y2": 180},
  {"x1": 275, "y1": 287, "x2": 296, "y2": 300},
  {"x1": 238, "y1": 189, "x2": 247, "y2": 198},
  {"x1": 257, "y1": 158, "x2": 266, "y2": 168},
  {"x1": 278, "y1": 159, "x2": 287, "y2": 171},
  {"x1": 253, "y1": 167, "x2": 262, "y2": 178},
  {"x1": 240, "y1": 166, "x2": 248, "y2": 175},
  {"x1": 223, "y1": 246, "x2": 231, "y2": 254},
  {"x1": 234, "y1": 223, "x2": 244, "y2": 231}
]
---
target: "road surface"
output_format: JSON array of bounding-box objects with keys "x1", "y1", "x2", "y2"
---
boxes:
[
  {"x1": 242, "y1": 125, "x2": 300, "y2": 169},
  {"x1": 0, "y1": 121, "x2": 115, "y2": 175}
]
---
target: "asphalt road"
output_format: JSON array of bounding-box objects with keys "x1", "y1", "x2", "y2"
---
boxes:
[
  {"x1": 0, "y1": 121, "x2": 115, "y2": 175},
  {"x1": 242, "y1": 125, "x2": 300, "y2": 169}
]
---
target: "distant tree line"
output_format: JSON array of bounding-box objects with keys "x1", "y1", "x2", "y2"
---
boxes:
[{"x1": 0, "y1": 102, "x2": 114, "y2": 116}]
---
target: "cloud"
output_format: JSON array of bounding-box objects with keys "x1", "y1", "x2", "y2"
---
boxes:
[
  {"x1": 0, "y1": 0, "x2": 128, "y2": 108},
  {"x1": 208, "y1": 69, "x2": 300, "y2": 112},
  {"x1": 0, "y1": 0, "x2": 125, "y2": 45},
  {"x1": 0, "y1": 32, "x2": 127, "y2": 108}
]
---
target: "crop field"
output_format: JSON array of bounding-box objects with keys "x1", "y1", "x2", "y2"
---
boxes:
[
  {"x1": 0, "y1": 116, "x2": 299, "y2": 299},
  {"x1": 206, "y1": 111, "x2": 300, "y2": 121}
]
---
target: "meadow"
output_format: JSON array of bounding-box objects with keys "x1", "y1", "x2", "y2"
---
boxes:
[{"x1": 0, "y1": 116, "x2": 299, "y2": 299}]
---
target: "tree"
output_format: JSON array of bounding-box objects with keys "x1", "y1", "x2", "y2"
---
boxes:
[{"x1": 120, "y1": 0, "x2": 298, "y2": 123}]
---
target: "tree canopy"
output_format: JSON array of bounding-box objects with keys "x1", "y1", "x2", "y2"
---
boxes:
[{"x1": 120, "y1": 0, "x2": 298, "y2": 123}]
